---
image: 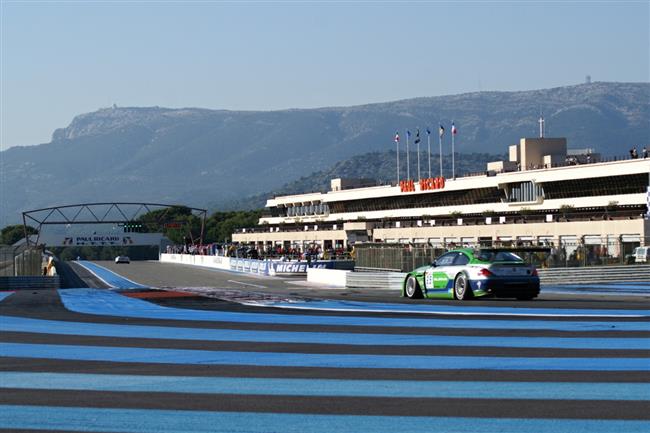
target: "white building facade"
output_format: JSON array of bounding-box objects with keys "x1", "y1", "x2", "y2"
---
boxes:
[{"x1": 233, "y1": 138, "x2": 650, "y2": 260}]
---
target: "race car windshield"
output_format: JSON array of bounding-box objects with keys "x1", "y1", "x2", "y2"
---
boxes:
[{"x1": 476, "y1": 250, "x2": 524, "y2": 262}]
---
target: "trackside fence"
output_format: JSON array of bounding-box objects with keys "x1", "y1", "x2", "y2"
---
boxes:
[
  {"x1": 0, "y1": 245, "x2": 44, "y2": 276},
  {"x1": 354, "y1": 237, "x2": 650, "y2": 272}
]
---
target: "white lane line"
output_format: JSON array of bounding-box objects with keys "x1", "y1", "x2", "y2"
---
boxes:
[{"x1": 227, "y1": 280, "x2": 268, "y2": 289}]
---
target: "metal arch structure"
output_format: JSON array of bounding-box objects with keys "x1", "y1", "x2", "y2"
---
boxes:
[{"x1": 22, "y1": 202, "x2": 207, "y2": 247}]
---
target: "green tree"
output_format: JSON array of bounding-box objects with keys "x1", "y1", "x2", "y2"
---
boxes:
[
  {"x1": 133, "y1": 205, "x2": 202, "y2": 244},
  {"x1": 1, "y1": 224, "x2": 37, "y2": 245},
  {"x1": 205, "y1": 210, "x2": 262, "y2": 243}
]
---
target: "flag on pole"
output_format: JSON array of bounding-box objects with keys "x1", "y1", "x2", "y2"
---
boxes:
[
  {"x1": 394, "y1": 132, "x2": 400, "y2": 142},
  {"x1": 452, "y1": 122, "x2": 457, "y2": 135},
  {"x1": 414, "y1": 128, "x2": 421, "y2": 144},
  {"x1": 439, "y1": 125, "x2": 445, "y2": 137},
  {"x1": 407, "y1": 130, "x2": 411, "y2": 138},
  {"x1": 426, "y1": 127, "x2": 431, "y2": 135}
]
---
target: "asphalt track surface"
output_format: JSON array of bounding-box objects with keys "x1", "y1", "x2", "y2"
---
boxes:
[
  {"x1": 78, "y1": 260, "x2": 650, "y2": 307},
  {"x1": 0, "y1": 260, "x2": 648, "y2": 433}
]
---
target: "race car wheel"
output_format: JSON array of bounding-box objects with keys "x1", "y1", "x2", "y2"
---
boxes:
[
  {"x1": 405, "y1": 276, "x2": 422, "y2": 299},
  {"x1": 454, "y1": 273, "x2": 472, "y2": 300}
]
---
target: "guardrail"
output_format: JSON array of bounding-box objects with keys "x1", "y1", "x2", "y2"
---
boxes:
[
  {"x1": 354, "y1": 266, "x2": 403, "y2": 273},
  {"x1": 346, "y1": 271, "x2": 406, "y2": 291},
  {"x1": 537, "y1": 265, "x2": 650, "y2": 284},
  {"x1": 343, "y1": 265, "x2": 650, "y2": 292}
]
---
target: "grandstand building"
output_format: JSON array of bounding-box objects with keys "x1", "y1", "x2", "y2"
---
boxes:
[{"x1": 232, "y1": 137, "x2": 650, "y2": 258}]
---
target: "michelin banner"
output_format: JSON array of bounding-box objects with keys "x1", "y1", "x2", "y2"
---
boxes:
[
  {"x1": 230, "y1": 258, "x2": 354, "y2": 275},
  {"x1": 161, "y1": 254, "x2": 354, "y2": 276}
]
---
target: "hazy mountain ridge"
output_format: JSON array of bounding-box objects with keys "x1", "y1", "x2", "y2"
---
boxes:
[
  {"x1": 219, "y1": 151, "x2": 502, "y2": 211},
  {"x1": 1, "y1": 82, "x2": 648, "y2": 225}
]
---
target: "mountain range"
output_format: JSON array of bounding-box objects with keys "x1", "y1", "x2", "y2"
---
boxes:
[{"x1": 1, "y1": 81, "x2": 648, "y2": 226}]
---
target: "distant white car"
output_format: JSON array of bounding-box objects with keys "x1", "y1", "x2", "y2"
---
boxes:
[
  {"x1": 114, "y1": 256, "x2": 130, "y2": 264},
  {"x1": 633, "y1": 247, "x2": 650, "y2": 263}
]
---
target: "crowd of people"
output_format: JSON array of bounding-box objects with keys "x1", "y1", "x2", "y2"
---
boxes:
[
  {"x1": 629, "y1": 146, "x2": 648, "y2": 159},
  {"x1": 165, "y1": 242, "x2": 353, "y2": 261}
]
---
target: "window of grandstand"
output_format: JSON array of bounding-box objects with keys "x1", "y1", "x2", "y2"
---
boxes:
[
  {"x1": 328, "y1": 187, "x2": 504, "y2": 213},
  {"x1": 508, "y1": 181, "x2": 544, "y2": 202},
  {"x1": 543, "y1": 174, "x2": 646, "y2": 199}
]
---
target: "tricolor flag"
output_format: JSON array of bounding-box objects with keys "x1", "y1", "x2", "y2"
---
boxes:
[
  {"x1": 414, "y1": 128, "x2": 421, "y2": 144},
  {"x1": 439, "y1": 125, "x2": 445, "y2": 137},
  {"x1": 394, "y1": 132, "x2": 400, "y2": 142},
  {"x1": 451, "y1": 122, "x2": 457, "y2": 135},
  {"x1": 426, "y1": 127, "x2": 431, "y2": 135}
]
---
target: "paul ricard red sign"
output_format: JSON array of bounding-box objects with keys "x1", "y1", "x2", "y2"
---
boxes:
[{"x1": 400, "y1": 177, "x2": 445, "y2": 193}]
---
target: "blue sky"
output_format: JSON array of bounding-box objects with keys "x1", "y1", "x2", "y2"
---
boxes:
[{"x1": 1, "y1": 1, "x2": 648, "y2": 149}]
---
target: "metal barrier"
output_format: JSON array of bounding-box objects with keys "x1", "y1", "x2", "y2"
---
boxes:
[
  {"x1": 346, "y1": 272, "x2": 406, "y2": 291},
  {"x1": 355, "y1": 245, "x2": 445, "y2": 272},
  {"x1": 345, "y1": 265, "x2": 650, "y2": 292},
  {"x1": 538, "y1": 265, "x2": 650, "y2": 284}
]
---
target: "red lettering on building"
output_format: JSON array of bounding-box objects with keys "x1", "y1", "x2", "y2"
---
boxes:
[
  {"x1": 400, "y1": 177, "x2": 445, "y2": 192},
  {"x1": 420, "y1": 176, "x2": 445, "y2": 191},
  {"x1": 399, "y1": 179, "x2": 415, "y2": 192}
]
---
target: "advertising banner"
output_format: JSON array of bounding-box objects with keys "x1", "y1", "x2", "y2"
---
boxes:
[
  {"x1": 230, "y1": 258, "x2": 270, "y2": 276},
  {"x1": 269, "y1": 260, "x2": 355, "y2": 276},
  {"x1": 161, "y1": 254, "x2": 354, "y2": 277},
  {"x1": 37, "y1": 231, "x2": 164, "y2": 247}
]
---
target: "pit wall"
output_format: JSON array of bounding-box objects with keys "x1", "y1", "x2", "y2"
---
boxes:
[
  {"x1": 160, "y1": 253, "x2": 230, "y2": 270},
  {"x1": 159, "y1": 253, "x2": 354, "y2": 276},
  {"x1": 306, "y1": 268, "x2": 349, "y2": 287}
]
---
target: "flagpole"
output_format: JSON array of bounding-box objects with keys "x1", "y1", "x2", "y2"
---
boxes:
[
  {"x1": 451, "y1": 121, "x2": 456, "y2": 180},
  {"x1": 427, "y1": 130, "x2": 431, "y2": 178},
  {"x1": 416, "y1": 129, "x2": 421, "y2": 181},
  {"x1": 406, "y1": 130, "x2": 410, "y2": 181},
  {"x1": 395, "y1": 133, "x2": 400, "y2": 185},
  {"x1": 438, "y1": 123, "x2": 443, "y2": 178},
  {"x1": 452, "y1": 131, "x2": 455, "y2": 180}
]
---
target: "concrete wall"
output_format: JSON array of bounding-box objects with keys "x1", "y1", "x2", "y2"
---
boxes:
[
  {"x1": 487, "y1": 160, "x2": 518, "y2": 173},
  {"x1": 307, "y1": 268, "x2": 349, "y2": 287},
  {"x1": 160, "y1": 253, "x2": 231, "y2": 270},
  {"x1": 509, "y1": 144, "x2": 519, "y2": 162},
  {"x1": 520, "y1": 137, "x2": 567, "y2": 170}
]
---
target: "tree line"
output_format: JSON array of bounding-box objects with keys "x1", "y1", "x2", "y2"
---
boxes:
[{"x1": 0, "y1": 207, "x2": 262, "y2": 261}]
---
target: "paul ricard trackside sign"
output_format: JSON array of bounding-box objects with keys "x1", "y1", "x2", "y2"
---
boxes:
[{"x1": 34, "y1": 227, "x2": 164, "y2": 247}]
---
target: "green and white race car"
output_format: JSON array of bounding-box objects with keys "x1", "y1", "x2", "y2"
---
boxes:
[{"x1": 402, "y1": 248, "x2": 540, "y2": 301}]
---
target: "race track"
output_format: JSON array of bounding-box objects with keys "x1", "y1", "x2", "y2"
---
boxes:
[{"x1": 0, "y1": 260, "x2": 648, "y2": 432}]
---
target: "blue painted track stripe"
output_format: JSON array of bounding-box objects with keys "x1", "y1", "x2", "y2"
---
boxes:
[
  {"x1": 58, "y1": 289, "x2": 650, "y2": 331},
  {"x1": 0, "y1": 292, "x2": 13, "y2": 302},
  {"x1": 2, "y1": 315, "x2": 648, "y2": 350},
  {"x1": 76, "y1": 261, "x2": 147, "y2": 289},
  {"x1": 2, "y1": 343, "x2": 648, "y2": 371},
  {"x1": 1, "y1": 372, "x2": 648, "y2": 401},
  {"x1": 1, "y1": 405, "x2": 649, "y2": 433},
  {"x1": 253, "y1": 298, "x2": 650, "y2": 317}
]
